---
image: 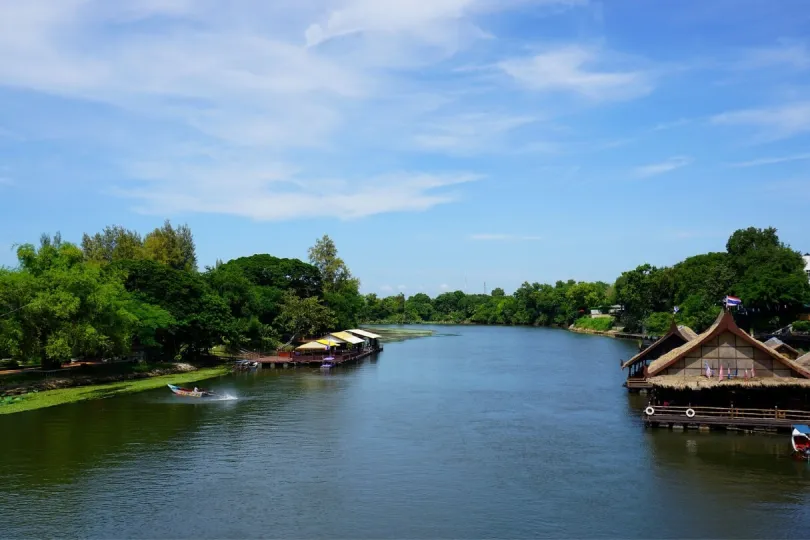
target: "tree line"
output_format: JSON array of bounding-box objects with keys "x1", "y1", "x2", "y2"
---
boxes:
[
  {"x1": 362, "y1": 227, "x2": 810, "y2": 335},
  {"x1": 0, "y1": 222, "x2": 362, "y2": 368}
]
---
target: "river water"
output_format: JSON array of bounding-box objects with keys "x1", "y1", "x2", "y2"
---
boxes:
[{"x1": 3, "y1": 325, "x2": 810, "y2": 539}]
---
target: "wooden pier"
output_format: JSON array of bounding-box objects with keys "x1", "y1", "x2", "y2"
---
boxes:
[
  {"x1": 253, "y1": 346, "x2": 383, "y2": 368},
  {"x1": 644, "y1": 405, "x2": 810, "y2": 432}
]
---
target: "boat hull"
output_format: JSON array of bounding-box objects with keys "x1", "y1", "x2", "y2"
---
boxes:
[{"x1": 167, "y1": 384, "x2": 212, "y2": 398}]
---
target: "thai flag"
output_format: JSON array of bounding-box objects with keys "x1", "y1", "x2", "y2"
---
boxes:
[{"x1": 724, "y1": 295, "x2": 742, "y2": 307}]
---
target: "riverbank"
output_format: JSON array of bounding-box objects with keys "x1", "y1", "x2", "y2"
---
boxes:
[{"x1": 0, "y1": 365, "x2": 231, "y2": 415}]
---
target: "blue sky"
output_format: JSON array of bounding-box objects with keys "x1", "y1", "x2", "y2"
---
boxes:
[{"x1": 0, "y1": 0, "x2": 808, "y2": 296}]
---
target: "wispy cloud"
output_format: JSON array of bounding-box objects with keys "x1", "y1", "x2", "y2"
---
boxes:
[
  {"x1": 711, "y1": 102, "x2": 810, "y2": 141},
  {"x1": 469, "y1": 234, "x2": 543, "y2": 241},
  {"x1": 735, "y1": 42, "x2": 810, "y2": 71},
  {"x1": 727, "y1": 153, "x2": 810, "y2": 168},
  {"x1": 633, "y1": 156, "x2": 692, "y2": 178},
  {"x1": 119, "y1": 170, "x2": 482, "y2": 221},
  {"x1": 652, "y1": 118, "x2": 693, "y2": 131},
  {"x1": 379, "y1": 285, "x2": 394, "y2": 292},
  {"x1": 0, "y1": 0, "x2": 588, "y2": 220},
  {"x1": 413, "y1": 113, "x2": 539, "y2": 154},
  {"x1": 498, "y1": 46, "x2": 653, "y2": 101}
]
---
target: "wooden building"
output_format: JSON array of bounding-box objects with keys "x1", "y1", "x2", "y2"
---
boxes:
[
  {"x1": 645, "y1": 311, "x2": 810, "y2": 380},
  {"x1": 621, "y1": 321, "x2": 697, "y2": 391},
  {"x1": 641, "y1": 312, "x2": 810, "y2": 422}
]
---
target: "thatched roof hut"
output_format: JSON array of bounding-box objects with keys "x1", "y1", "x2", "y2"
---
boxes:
[
  {"x1": 622, "y1": 321, "x2": 697, "y2": 381},
  {"x1": 764, "y1": 337, "x2": 801, "y2": 360},
  {"x1": 646, "y1": 311, "x2": 810, "y2": 380}
]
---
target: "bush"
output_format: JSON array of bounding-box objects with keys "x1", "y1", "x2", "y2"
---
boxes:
[
  {"x1": 793, "y1": 321, "x2": 810, "y2": 333},
  {"x1": 573, "y1": 316, "x2": 614, "y2": 332}
]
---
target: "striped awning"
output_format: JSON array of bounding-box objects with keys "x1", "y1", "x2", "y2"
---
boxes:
[
  {"x1": 348, "y1": 329, "x2": 382, "y2": 339},
  {"x1": 330, "y1": 331, "x2": 364, "y2": 345}
]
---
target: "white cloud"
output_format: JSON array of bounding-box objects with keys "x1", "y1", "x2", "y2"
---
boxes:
[
  {"x1": 118, "y1": 169, "x2": 482, "y2": 221},
  {"x1": 728, "y1": 153, "x2": 810, "y2": 168},
  {"x1": 736, "y1": 42, "x2": 810, "y2": 71},
  {"x1": 413, "y1": 113, "x2": 539, "y2": 154},
  {"x1": 379, "y1": 284, "x2": 394, "y2": 292},
  {"x1": 711, "y1": 102, "x2": 810, "y2": 141},
  {"x1": 633, "y1": 156, "x2": 692, "y2": 178},
  {"x1": 469, "y1": 234, "x2": 543, "y2": 241},
  {"x1": 498, "y1": 46, "x2": 653, "y2": 101},
  {"x1": 652, "y1": 118, "x2": 692, "y2": 131}
]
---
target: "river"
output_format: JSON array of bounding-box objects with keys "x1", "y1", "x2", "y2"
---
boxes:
[{"x1": 2, "y1": 325, "x2": 810, "y2": 539}]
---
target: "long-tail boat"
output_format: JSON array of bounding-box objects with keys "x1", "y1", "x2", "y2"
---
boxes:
[{"x1": 167, "y1": 384, "x2": 215, "y2": 398}]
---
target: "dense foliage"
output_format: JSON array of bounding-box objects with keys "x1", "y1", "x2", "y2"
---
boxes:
[
  {"x1": 365, "y1": 227, "x2": 810, "y2": 335},
  {"x1": 0, "y1": 225, "x2": 363, "y2": 367}
]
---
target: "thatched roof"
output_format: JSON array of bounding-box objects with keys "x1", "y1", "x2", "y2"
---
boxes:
[
  {"x1": 764, "y1": 337, "x2": 800, "y2": 358},
  {"x1": 646, "y1": 311, "x2": 810, "y2": 378},
  {"x1": 648, "y1": 374, "x2": 810, "y2": 390},
  {"x1": 621, "y1": 321, "x2": 698, "y2": 370},
  {"x1": 797, "y1": 352, "x2": 810, "y2": 369}
]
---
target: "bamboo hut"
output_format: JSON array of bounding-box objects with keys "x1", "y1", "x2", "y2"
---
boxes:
[
  {"x1": 644, "y1": 311, "x2": 810, "y2": 409},
  {"x1": 621, "y1": 320, "x2": 697, "y2": 390},
  {"x1": 764, "y1": 337, "x2": 801, "y2": 360}
]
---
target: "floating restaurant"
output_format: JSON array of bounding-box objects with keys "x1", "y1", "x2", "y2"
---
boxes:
[
  {"x1": 622, "y1": 311, "x2": 810, "y2": 431},
  {"x1": 255, "y1": 329, "x2": 384, "y2": 368}
]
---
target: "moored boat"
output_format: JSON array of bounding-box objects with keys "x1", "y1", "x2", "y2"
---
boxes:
[
  {"x1": 791, "y1": 425, "x2": 810, "y2": 458},
  {"x1": 167, "y1": 384, "x2": 215, "y2": 398}
]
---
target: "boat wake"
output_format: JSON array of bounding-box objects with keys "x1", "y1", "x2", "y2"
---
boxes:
[{"x1": 210, "y1": 393, "x2": 238, "y2": 401}]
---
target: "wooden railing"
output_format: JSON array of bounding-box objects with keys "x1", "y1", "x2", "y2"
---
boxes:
[{"x1": 646, "y1": 405, "x2": 810, "y2": 422}]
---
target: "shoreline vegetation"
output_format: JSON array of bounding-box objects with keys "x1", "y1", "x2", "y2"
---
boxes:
[
  {"x1": 0, "y1": 364, "x2": 230, "y2": 415},
  {"x1": 361, "y1": 227, "x2": 809, "y2": 337},
  {"x1": 1, "y1": 223, "x2": 807, "y2": 414}
]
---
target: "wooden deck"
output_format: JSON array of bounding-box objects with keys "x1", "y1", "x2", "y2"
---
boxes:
[
  {"x1": 644, "y1": 405, "x2": 810, "y2": 432},
  {"x1": 254, "y1": 347, "x2": 382, "y2": 367}
]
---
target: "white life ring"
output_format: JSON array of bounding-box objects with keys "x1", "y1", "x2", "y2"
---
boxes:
[
  {"x1": 686, "y1": 408, "x2": 695, "y2": 418},
  {"x1": 645, "y1": 406, "x2": 655, "y2": 416}
]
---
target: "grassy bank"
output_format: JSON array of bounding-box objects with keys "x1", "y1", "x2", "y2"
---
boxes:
[
  {"x1": 0, "y1": 365, "x2": 230, "y2": 416},
  {"x1": 573, "y1": 317, "x2": 615, "y2": 332}
]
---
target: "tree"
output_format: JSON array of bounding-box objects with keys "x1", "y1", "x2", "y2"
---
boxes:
[
  {"x1": 276, "y1": 291, "x2": 336, "y2": 342},
  {"x1": 614, "y1": 264, "x2": 674, "y2": 331},
  {"x1": 8, "y1": 236, "x2": 144, "y2": 368},
  {"x1": 723, "y1": 228, "x2": 810, "y2": 330},
  {"x1": 143, "y1": 220, "x2": 197, "y2": 272},
  {"x1": 81, "y1": 225, "x2": 144, "y2": 264},
  {"x1": 114, "y1": 259, "x2": 234, "y2": 358},
  {"x1": 307, "y1": 235, "x2": 358, "y2": 293}
]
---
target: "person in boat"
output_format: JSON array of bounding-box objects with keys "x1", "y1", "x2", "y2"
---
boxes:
[{"x1": 193, "y1": 386, "x2": 199, "y2": 393}]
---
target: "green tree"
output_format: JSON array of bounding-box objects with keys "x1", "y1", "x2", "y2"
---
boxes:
[
  {"x1": 143, "y1": 220, "x2": 197, "y2": 272},
  {"x1": 276, "y1": 291, "x2": 336, "y2": 342},
  {"x1": 9, "y1": 236, "x2": 143, "y2": 368},
  {"x1": 81, "y1": 225, "x2": 144, "y2": 264},
  {"x1": 308, "y1": 235, "x2": 358, "y2": 293}
]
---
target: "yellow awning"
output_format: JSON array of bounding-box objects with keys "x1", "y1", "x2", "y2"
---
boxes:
[
  {"x1": 296, "y1": 341, "x2": 328, "y2": 351},
  {"x1": 316, "y1": 337, "x2": 343, "y2": 347},
  {"x1": 330, "y1": 331, "x2": 364, "y2": 345}
]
